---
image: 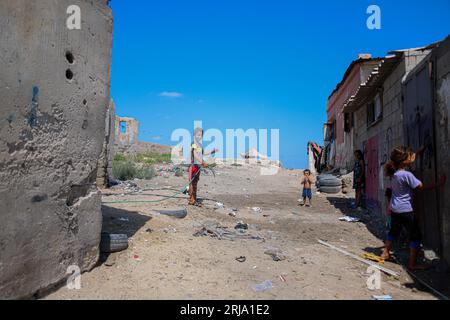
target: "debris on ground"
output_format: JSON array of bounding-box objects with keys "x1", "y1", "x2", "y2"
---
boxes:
[
  {"x1": 133, "y1": 254, "x2": 141, "y2": 261},
  {"x1": 234, "y1": 221, "x2": 248, "y2": 230},
  {"x1": 104, "y1": 255, "x2": 117, "y2": 267},
  {"x1": 264, "y1": 247, "x2": 286, "y2": 261},
  {"x1": 252, "y1": 280, "x2": 273, "y2": 292},
  {"x1": 193, "y1": 221, "x2": 264, "y2": 241},
  {"x1": 251, "y1": 207, "x2": 262, "y2": 213},
  {"x1": 159, "y1": 209, "x2": 188, "y2": 219},
  {"x1": 121, "y1": 180, "x2": 142, "y2": 193},
  {"x1": 279, "y1": 275, "x2": 287, "y2": 282},
  {"x1": 215, "y1": 202, "x2": 224, "y2": 209},
  {"x1": 339, "y1": 216, "x2": 361, "y2": 223},
  {"x1": 362, "y1": 253, "x2": 385, "y2": 264},
  {"x1": 340, "y1": 172, "x2": 353, "y2": 194},
  {"x1": 235, "y1": 256, "x2": 246, "y2": 263},
  {"x1": 318, "y1": 239, "x2": 399, "y2": 278}
]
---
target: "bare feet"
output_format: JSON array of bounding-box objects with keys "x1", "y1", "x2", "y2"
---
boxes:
[{"x1": 381, "y1": 251, "x2": 391, "y2": 261}]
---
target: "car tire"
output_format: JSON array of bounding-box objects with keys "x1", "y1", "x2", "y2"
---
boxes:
[
  {"x1": 317, "y1": 174, "x2": 334, "y2": 181},
  {"x1": 319, "y1": 178, "x2": 342, "y2": 187},
  {"x1": 100, "y1": 233, "x2": 129, "y2": 253},
  {"x1": 319, "y1": 186, "x2": 342, "y2": 194}
]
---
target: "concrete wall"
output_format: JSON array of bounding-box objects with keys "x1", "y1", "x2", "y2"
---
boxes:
[
  {"x1": 434, "y1": 37, "x2": 450, "y2": 265},
  {"x1": 96, "y1": 99, "x2": 116, "y2": 188},
  {"x1": 0, "y1": 0, "x2": 113, "y2": 299},
  {"x1": 353, "y1": 50, "x2": 431, "y2": 216}
]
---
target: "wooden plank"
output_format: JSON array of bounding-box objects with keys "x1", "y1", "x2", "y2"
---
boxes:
[{"x1": 317, "y1": 239, "x2": 399, "y2": 278}]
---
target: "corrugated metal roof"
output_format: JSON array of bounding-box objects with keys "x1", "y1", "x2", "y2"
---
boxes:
[
  {"x1": 342, "y1": 53, "x2": 402, "y2": 113},
  {"x1": 327, "y1": 57, "x2": 384, "y2": 100}
]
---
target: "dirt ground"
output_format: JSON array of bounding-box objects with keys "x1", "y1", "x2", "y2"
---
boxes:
[{"x1": 45, "y1": 163, "x2": 444, "y2": 300}]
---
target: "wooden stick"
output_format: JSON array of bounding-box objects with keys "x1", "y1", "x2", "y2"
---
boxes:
[{"x1": 318, "y1": 239, "x2": 399, "y2": 278}]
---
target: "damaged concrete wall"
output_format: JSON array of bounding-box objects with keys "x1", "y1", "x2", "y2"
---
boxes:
[
  {"x1": 434, "y1": 37, "x2": 450, "y2": 265},
  {"x1": 96, "y1": 99, "x2": 116, "y2": 188},
  {"x1": 114, "y1": 116, "x2": 139, "y2": 153},
  {"x1": 0, "y1": 0, "x2": 113, "y2": 299}
]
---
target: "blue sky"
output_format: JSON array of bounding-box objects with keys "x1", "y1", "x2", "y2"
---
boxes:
[{"x1": 109, "y1": 0, "x2": 450, "y2": 169}]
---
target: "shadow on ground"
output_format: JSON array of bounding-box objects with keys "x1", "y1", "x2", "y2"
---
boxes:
[
  {"x1": 99, "y1": 205, "x2": 152, "y2": 267},
  {"x1": 101, "y1": 205, "x2": 151, "y2": 237},
  {"x1": 326, "y1": 195, "x2": 450, "y2": 300}
]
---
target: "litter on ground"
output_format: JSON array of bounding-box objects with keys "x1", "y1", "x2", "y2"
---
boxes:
[
  {"x1": 338, "y1": 216, "x2": 360, "y2": 222},
  {"x1": 252, "y1": 280, "x2": 273, "y2": 292}
]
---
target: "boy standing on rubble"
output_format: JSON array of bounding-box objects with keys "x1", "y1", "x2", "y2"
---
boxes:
[{"x1": 300, "y1": 169, "x2": 313, "y2": 207}]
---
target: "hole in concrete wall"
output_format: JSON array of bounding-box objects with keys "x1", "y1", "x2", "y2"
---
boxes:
[
  {"x1": 120, "y1": 121, "x2": 127, "y2": 134},
  {"x1": 66, "y1": 69, "x2": 73, "y2": 81},
  {"x1": 65, "y1": 51, "x2": 74, "y2": 64}
]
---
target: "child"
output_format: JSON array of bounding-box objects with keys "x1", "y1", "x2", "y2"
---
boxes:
[
  {"x1": 300, "y1": 169, "x2": 313, "y2": 207},
  {"x1": 188, "y1": 127, "x2": 218, "y2": 206},
  {"x1": 352, "y1": 150, "x2": 365, "y2": 209},
  {"x1": 381, "y1": 147, "x2": 446, "y2": 270}
]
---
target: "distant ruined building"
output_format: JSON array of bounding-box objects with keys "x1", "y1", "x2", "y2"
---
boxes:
[{"x1": 113, "y1": 116, "x2": 172, "y2": 155}]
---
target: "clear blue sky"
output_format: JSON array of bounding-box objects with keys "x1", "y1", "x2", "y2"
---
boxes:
[{"x1": 109, "y1": 0, "x2": 450, "y2": 169}]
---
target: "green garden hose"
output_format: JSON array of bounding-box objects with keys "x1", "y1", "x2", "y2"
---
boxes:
[{"x1": 102, "y1": 166, "x2": 204, "y2": 204}]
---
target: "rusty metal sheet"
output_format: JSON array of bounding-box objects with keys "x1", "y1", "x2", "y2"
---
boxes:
[{"x1": 403, "y1": 62, "x2": 440, "y2": 252}]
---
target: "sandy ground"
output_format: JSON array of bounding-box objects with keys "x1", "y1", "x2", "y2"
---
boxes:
[{"x1": 45, "y1": 164, "x2": 441, "y2": 300}]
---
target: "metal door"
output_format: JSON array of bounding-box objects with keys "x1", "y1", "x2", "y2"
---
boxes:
[
  {"x1": 365, "y1": 135, "x2": 380, "y2": 212},
  {"x1": 403, "y1": 61, "x2": 440, "y2": 252}
]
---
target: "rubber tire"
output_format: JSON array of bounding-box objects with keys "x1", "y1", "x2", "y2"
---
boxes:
[
  {"x1": 317, "y1": 174, "x2": 334, "y2": 181},
  {"x1": 319, "y1": 186, "x2": 342, "y2": 194},
  {"x1": 159, "y1": 209, "x2": 188, "y2": 219},
  {"x1": 319, "y1": 178, "x2": 342, "y2": 187},
  {"x1": 100, "y1": 233, "x2": 129, "y2": 253}
]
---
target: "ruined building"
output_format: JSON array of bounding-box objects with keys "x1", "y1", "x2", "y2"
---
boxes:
[
  {"x1": 0, "y1": 0, "x2": 113, "y2": 298},
  {"x1": 114, "y1": 116, "x2": 139, "y2": 153},
  {"x1": 113, "y1": 116, "x2": 171, "y2": 155}
]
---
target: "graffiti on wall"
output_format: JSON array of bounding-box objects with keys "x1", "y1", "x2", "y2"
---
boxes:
[{"x1": 381, "y1": 127, "x2": 392, "y2": 165}]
